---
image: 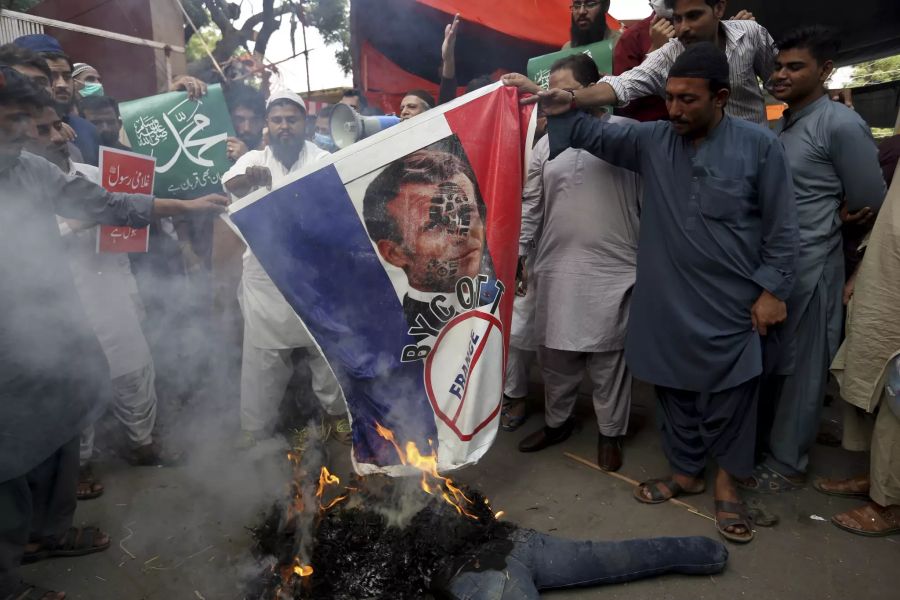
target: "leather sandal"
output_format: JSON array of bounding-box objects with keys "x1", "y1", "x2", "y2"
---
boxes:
[
  {"x1": 633, "y1": 477, "x2": 705, "y2": 504},
  {"x1": 715, "y1": 500, "x2": 755, "y2": 544}
]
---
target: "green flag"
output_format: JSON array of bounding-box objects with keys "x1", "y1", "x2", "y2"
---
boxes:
[
  {"x1": 120, "y1": 84, "x2": 235, "y2": 198},
  {"x1": 527, "y1": 40, "x2": 614, "y2": 90}
]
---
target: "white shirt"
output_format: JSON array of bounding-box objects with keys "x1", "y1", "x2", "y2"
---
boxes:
[
  {"x1": 222, "y1": 142, "x2": 330, "y2": 348},
  {"x1": 58, "y1": 162, "x2": 151, "y2": 377},
  {"x1": 600, "y1": 20, "x2": 776, "y2": 124}
]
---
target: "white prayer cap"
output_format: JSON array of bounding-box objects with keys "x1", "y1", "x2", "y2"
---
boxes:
[
  {"x1": 72, "y1": 63, "x2": 96, "y2": 78},
  {"x1": 266, "y1": 90, "x2": 307, "y2": 113}
]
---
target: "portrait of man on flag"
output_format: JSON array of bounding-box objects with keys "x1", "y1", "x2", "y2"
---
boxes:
[{"x1": 361, "y1": 135, "x2": 497, "y2": 354}]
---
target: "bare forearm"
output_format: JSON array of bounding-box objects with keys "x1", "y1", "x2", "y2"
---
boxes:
[
  {"x1": 151, "y1": 198, "x2": 189, "y2": 218},
  {"x1": 573, "y1": 83, "x2": 618, "y2": 109},
  {"x1": 224, "y1": 176, "x2": 254, "y2": 198}
]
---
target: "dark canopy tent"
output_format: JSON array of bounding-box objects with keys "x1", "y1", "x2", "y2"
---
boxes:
[
  {"x1": 351, "y1": 0, "x2": 900, "y2": 115},
  {"x1": 738, "y1": 0, "x2": 900, "y2": 65}
]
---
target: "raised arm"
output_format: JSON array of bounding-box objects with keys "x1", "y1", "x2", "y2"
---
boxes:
[
  {"x1": 597, "y1": 43, "x2": 677, "y2": 110},
  {"x1": 438, "y1": 14, "x2": 460, "y2": 105},
  {"x1": 547, "y1": 111, "x2": 644, "y2": 172},
  {"x1": 752, "y1": 22, "x2": 777, "y2": 86}
]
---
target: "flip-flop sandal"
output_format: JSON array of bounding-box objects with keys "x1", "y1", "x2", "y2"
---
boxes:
[
  {"x1": 831, "y1": 502, "x2": 900, "y2": 538},
  {"x1": 8, "y1": 581, "x2": 64, "y2": 600},
  {"x1": 632, "y1": 478, "x2": 706, "y2": 505},
  {"x1": 812, "y1": 477, "x2": 870, "y2": 499},
  {"x1": 738, "y1": 464, "x2": 805, "y2": 494},
  {"x1": 22, "y1": 526, "x2": 110, "y2": 563},
  {"x1": 715, "y1": 500, "x2": 755, "y2": 544}
]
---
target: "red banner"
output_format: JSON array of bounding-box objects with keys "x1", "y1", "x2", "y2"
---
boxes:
[{"x1": 96, "y1": 147, "x2": 154, "y2": 253}]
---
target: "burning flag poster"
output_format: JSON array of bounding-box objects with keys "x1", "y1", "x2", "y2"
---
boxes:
[
  {"x1": 230, "y1": 84, "x2": 535, "y2": 474},
  {"x1": 119, "y1": 84, "x2": 235, "y2": 198}
]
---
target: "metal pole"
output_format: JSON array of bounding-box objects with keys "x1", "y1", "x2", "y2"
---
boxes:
[
  {"x1": 1, "y1": 9, "x2": 184, "y2": 52},
  {"x1": 164, "y1": 46, "x2": 173, "y2": 87},
  {"x1": 302, "y1": 22, "x2": 311, "y2": 95}
]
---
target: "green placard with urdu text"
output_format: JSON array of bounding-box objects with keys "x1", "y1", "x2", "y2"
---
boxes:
[
  {"x1": 527, "y1": 40, "x2": 614, "y2": 90},
  {"x1": 119, "y1": 84, "x2": 235, "y2": 198}
]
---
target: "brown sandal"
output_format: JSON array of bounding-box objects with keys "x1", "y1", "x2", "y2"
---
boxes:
[
  {"x1": 76, "y1": 465, "x2": 104, "y2": 501},
  {"x1": 715, "y1": 500, "x2": 755, "y2": 544},
  {"x1": 22, "y1": 526, "x2": 111, "y2": 563},
  {"x1": 831, "y1": 502, "x2": 900, "y2": 537},
  {"x1": 9, "y1": 582, "x2": 65, "y2": 600},
  {"x1": 633, "y1": 477, "x2": 705, "y2": 505},
  {"x1": 813, "y1": 475, "x2": 870, "y2": 499}
]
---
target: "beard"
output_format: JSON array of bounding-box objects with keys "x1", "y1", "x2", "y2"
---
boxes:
[
  {"x1": 99, "y1": 131, "x2": 120, "y2": 147},
  {"x1": 270, "y1": 134, "x2": 304, "y2": 168},
  {"x1": 570, "y1": 14, "x2": 607, "y2": 47},
  {"x1": 54, "y1": 99, "x2": 71, "y2": 117}
]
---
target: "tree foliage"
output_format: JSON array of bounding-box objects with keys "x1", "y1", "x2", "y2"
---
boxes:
[
  {"x1": 850, "y1": 54, "x2": 900, "y2": 87},
  {"x1": 306, "y1": 0, "x2": 351, "y2": 74},
  {"x1": 182, "y1": 0, "x2": 350, "y2": 79},
  {"x1": 0, "y1": 0, "x2": 42, "y2": 11},
  {"x1": 184, "y1": 24, "x2": 223, "y2": 63}
]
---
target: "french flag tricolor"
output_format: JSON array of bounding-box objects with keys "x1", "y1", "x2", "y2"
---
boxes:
[{"x1": 230, "y1": 83, "x2": 535, "y2": 474}]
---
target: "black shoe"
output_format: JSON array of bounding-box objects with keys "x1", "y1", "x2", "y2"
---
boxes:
[
  {"x1": 518, "y1": 420, "x2": 575, "y2": 452},
  {"x1": 597, "y1": 434, "x2": 623, "y2": 472}
]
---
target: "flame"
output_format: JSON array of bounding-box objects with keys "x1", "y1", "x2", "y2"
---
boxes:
[
  {"x1": 293, "y1": 560, "x2": 313, "y2": 578},
  {"x1": 375, "y1": 422, "x2": 479, "y2": 519},
  {"x1": 316, "y1": 466, "x2": 340, "y2": 498},
  {"x1": 315, "y1": 466, "x2": 348, "y2": 511},
  {"x1": 375, "y1": 422, "x2": 405, "y2": 461}
]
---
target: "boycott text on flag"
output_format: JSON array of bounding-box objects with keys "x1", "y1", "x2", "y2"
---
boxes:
[{"x1": 229, "y1": 84, "x2": 535, "y2": 474}]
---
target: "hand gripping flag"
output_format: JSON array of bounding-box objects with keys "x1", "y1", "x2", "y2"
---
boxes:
[{"x1": 230, "y1": 83, "x2": 535, "y2": 474}]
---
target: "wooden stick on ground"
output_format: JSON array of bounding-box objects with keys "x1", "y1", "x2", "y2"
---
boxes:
[{"x1": 563, "y1": 452, "x2": 715, "y2": 523}]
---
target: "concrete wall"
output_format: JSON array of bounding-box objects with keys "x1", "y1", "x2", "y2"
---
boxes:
[{"x1": 28, "y1": 0, "x2": 184, "y2": 101}]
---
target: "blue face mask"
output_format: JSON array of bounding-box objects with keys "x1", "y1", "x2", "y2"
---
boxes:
[
  {"x1": 80, "y1": 82, "x2": 104, "y2": 97},
  {"x1": 314, "y1": 131, "x2": 337, "y2": 152}
]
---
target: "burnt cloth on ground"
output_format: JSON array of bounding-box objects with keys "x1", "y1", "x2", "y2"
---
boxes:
[
  {"x1": 248, "y1": 491, "x2": 510, "y2": 600},
  {"x1": 247, "y1": 489, "x2": 728, "y2": 599}
]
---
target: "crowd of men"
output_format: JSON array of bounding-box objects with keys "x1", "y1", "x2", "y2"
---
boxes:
[{"x1": 1, "y1": 0, "x2": 900, "y2": 598}]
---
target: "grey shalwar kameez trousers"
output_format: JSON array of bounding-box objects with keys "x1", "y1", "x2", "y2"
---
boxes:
[
  {"x1": 763, "y1": 95, "x2": 886, "y2": 477},
  {"x1": 547, "y1": 112, "x2": 798, "y2": 478},
  {"x1": 520, "y1": 118, "x2": 641, "y2": 436},
  {"x1": 0, "y1": 152, "x2": 154, "y2": 596}
]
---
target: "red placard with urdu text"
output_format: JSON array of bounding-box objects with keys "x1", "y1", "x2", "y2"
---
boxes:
[{"x1": 97, "y1": 147, "x2": 154, "y2": 253}]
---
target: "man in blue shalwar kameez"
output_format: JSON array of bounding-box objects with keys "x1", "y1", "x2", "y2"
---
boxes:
[
  {"x1": 521, "y1": 43, "x2": 798, "y2": 543},
  {"x1": 744, "y1": 26, "x2": 886, "y2": 492}
]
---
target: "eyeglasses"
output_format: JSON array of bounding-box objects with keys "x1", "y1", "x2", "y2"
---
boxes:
[{"x1": 570, "y1": 1, "x2": 602, "y2": 11}]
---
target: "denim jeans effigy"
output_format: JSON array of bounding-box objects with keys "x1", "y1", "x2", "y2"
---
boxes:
[{"x1": 445, "y1": 530, "x2": 728, "y2": 600}]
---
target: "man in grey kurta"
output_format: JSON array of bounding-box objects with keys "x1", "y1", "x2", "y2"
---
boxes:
[
  {"x1": 0, "y1": 67, "x2": 226, "y2": 600},
  {"x1": 516, "y1": 55, "x2": 642, "y2": 473},
  {"x1": 537, "y1": 43, "x2": 797, "y2": 542},
  {"x1": 748, "y1": 27, "x2": 886, "y2": 490}
]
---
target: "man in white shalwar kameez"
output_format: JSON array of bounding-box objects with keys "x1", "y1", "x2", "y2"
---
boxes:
[
  {"x1": 516, "y1": 55, "x2": 641, "y2": 472},
  {"x1": 222, "y1": 91, "x2": 347, "y2": 444}
]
